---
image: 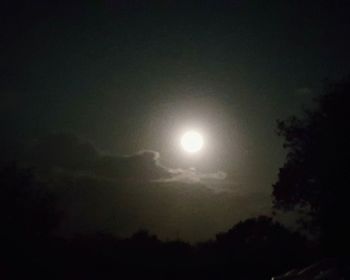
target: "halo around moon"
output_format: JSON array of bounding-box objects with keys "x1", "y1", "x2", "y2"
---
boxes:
[{"x1": 181, "y1": 130, "x2": 203, "y2": 153}]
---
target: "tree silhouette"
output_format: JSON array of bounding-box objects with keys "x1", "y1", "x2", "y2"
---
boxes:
[
  {"x1": 211, "y1": 216, "x2": 313, "y2": 279},
  {"x1": 0, "y1": 163, "x2": 62, "y2": 278},
  {"x1": 0, "y1": 163, "x2": 60, "y2": 241},
  {"x1": 273, "y1": 78, "x2": 350, "y2": 255}
]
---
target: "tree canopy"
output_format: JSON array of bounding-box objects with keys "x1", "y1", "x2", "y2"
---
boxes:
[{"x1": 273, "y1": 78, "x2": 350, "y2": 255}]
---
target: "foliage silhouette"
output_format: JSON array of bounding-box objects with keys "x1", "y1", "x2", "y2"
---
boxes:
[
  {"x1": 0, "y1": 163, "x2": 60, "y2": 240},
  {"x1": 0, "y1": 163, "x2": 62, "y2": 278},
  {"x1": 273, "y1": 78, "x2": 350, "y2": 256}
]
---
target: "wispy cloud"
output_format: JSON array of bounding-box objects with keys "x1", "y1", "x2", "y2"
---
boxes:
[{"x1": 157, "y1": 167, "x2": 226, "y2": 184}]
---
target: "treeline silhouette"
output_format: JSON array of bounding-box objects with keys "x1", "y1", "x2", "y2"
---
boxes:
[
  {"x1": 2, "y1": 78, "x2": 350, "y2": 279},
  {"x1": 0, "y1": 164, "x2": 317, "y2": 279}
]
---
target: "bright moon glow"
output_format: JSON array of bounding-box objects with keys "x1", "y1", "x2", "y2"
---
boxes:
[{"x1": 181, "y1": 131, "x2": 204, "y2": 153}]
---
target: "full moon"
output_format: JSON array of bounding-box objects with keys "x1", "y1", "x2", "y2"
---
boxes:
[{"x1": 181, "y1": 130, "x2": 204, "y2": 153}]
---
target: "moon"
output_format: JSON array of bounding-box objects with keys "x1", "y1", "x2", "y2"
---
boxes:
[{"x1": 181, "y1": 130, "x2": 204, "y2": 153}]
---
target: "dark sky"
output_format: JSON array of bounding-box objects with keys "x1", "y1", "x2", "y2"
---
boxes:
[{"x1": 1, "y1": 0, "x2": 350, "y2": 241}]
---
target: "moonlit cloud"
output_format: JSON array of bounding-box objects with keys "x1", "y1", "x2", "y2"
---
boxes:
[
  {"x1": 7, "y1": 132, "x2": 268, "y2": 241},
  {"x1": 24, "y1": 132, "x2": 226, "y2": 186},
  {"x1": 158, "y1": 167, "x2": 226, "y2": 184}
]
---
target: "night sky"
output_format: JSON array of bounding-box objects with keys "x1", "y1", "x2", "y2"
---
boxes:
[{"x1": 1, "y1": 0, "x2": 350, "y2": 241}]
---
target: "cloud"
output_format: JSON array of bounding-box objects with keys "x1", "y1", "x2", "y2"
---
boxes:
[
  {"x1": 10, "y1": 132, "x2": 268, "y2": 242},
  {"x1": 24, "y1": 133, "x2": 171, "y2": 182},
  {"x1": 25, "y1": 132, "x2": 225, "y2": 185},
  {"x1": 159, "y1": 167, "x2": 226, "y2": 184},
  {"x1": 26, "y1": 132, "x2": 99, "y2": 171},
  {"x1": 92, "y1": 150, "x2": 171, "y2": 182}
]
